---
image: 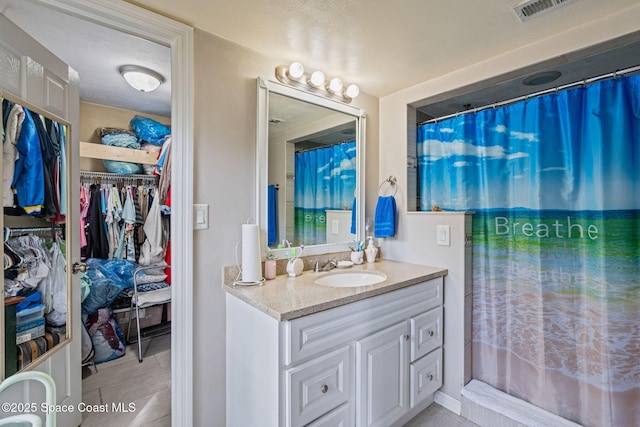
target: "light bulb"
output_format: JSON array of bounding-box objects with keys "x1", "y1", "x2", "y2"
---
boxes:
[
  {"x1": 309, "y1": 71, "x2": 325, "y2": 87},
  {"x1": 328, "y1": 77, "x2": 343, "y2": 93},
  {"x1": 345, "y1": 84, "x2": 360, "y2": 99},
  {"x1": 288, "y1": 62, "x2": 304, "y2": 80}
]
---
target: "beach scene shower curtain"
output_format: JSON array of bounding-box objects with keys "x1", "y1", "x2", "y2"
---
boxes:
[
  {"x1": 417, "y1": 74, "x2": 639, "y2": 426},
  {"x1": 294, "y1": 141, "x2": 356, "y2": 245}
]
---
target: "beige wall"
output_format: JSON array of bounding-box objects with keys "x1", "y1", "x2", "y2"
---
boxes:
[
  {"x1": 191, "y1": 29, "x2": 379, "y2": 426},
  {"x1": 79, "y1": 102, "x2": 169, "y2": 171}
]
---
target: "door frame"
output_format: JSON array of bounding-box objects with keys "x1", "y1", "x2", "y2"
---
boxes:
[{"x1": 35, "y1": 0, "x2": 194, "y2": 425}]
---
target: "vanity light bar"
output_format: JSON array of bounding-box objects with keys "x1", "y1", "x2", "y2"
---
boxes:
[{"x1": 275, "y1": 62, "x2": 360, "y2": 103}]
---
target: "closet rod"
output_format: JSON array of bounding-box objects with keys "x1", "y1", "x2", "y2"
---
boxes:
[
  {"x1": 7, "y1": 226, "x2": 63, "y2": 235},
  {"x1": 80, "y1": 170, "x2": 157, "y2": 183},
  {"x1": 418, "y1": 63, "x2": 640, "y2": 126}
]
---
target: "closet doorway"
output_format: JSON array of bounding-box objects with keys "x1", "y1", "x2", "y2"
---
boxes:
[{"x1": 0, "y1": 1, "x2": 194, "y2": 425}]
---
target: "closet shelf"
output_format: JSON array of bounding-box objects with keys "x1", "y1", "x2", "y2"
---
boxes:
[{"x1": 80, "y1": 141, "x2": 158, "y2": 165}]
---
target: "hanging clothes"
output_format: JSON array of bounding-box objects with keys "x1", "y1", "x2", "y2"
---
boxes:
[
  {"x1": 30, "y1": 111, "x2": 59, "y2": 218},
  {"x1": 80, "y1": 174, "x2": 160, "y2": 261},
  {"x1": 11, "y1": 108, "x2": 44, "y2": 215},
  {"x1": 3, "y1": 102, "x2": 24, "y2": 207},
  {"x1": 3, "y1": 103, "x2": 66, "y2": 220},
  {"x1": 139, "y1": 189, "x2": 165, "y2": 267},
  {"x1": 84, "y1": 184, "x2": 109, "y2": 259}
]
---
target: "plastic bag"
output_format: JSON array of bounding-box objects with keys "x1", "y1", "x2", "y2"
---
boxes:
[
  {"x1": 82, "y1": 258, "x2": 138, "y2": 315},
  {"x1": 129, "y1": 115, "x2": 171, "y2": 145},
  {"x1": 86, "y1": 258, "x2": 139, "y2": 288},
  {"x1": 103, "y1": 160, "x2": 143, "y2": 175},
  {"x1": 86, "y1": 307, "x2": 126, "y2": 363}
]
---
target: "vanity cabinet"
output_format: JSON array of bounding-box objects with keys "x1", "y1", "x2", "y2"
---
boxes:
[{"x1": 226, "y1": 276, "x2": 443, "y2": 427}]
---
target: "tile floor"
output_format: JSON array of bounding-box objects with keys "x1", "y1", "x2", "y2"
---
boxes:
[
  {"x1": 80, "y1": 333, "x2": 171, "y2": 427},
  {"x1": 80, "y1": 333, "x2": 477, "y2": 426}
]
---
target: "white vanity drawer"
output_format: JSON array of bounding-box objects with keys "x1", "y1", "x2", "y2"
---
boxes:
[
  {"x1": 286, "y1": 346, "x2": 351, "y2": 427},
  {"x1": 285, "y1": 278, "x2": 442, "y2": 365},
  {"x1": 410, "y1": 347, "x2": 442, "y2": 408},
  {"x1": 410, "y1": 306, "x2": 442, "y2": 362},
  {"x1": 307, "y1": 403, "x2": 351, "y2": 427}
]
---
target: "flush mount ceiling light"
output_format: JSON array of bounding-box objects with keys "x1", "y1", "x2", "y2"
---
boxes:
[
  {"x1": 119, "y1": 65, "x2": 165, "y2": 92},
  {"x1": 275, "y1": 62, "x2": 359, "y2": 103}
]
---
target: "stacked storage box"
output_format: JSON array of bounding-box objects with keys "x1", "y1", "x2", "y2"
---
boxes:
[{"x1": 16, "y1": 304, "x2": 46, "y2": 344}]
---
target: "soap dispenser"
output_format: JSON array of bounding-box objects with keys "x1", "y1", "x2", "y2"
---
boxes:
[{"x1": 365, "y1": 237, "x2": 378, "y2": 263}]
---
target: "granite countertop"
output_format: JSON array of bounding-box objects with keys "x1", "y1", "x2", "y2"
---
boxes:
[{"x1": 223, "y1": 259, "x2": 447, "y2": 321}]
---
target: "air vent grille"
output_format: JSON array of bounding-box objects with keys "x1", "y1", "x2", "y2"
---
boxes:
[{"x1": 513, "y1": 0, "x2": 577, "y2": 21}]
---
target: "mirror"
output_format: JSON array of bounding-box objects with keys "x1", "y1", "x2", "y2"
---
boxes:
[
  {"x1": 257, "y1": 78, "x2": 366, "y2": 258},
  {"x1": 1, "y1": 95, "x2": 71, "y2": 379}
]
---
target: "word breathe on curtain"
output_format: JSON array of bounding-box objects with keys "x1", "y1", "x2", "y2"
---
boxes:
[
  {"x1": 294, "y1": 141, "x2": 356, "y2": 246},
  {"x1": 417, "y1": 74, "x2": 639, "y2": 427}
]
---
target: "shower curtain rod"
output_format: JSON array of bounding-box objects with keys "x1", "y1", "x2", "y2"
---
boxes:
[{"x1": 418, "y1": 64, "x2": 640, "y2": 126}]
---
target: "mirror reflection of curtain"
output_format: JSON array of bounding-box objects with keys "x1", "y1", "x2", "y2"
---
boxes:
[
  {"x1": 417, "y1": 73, "x2": 640, "y2": 427},
  {"x1": 294, "y1": 141, "x2": 356, "y2": 246}
]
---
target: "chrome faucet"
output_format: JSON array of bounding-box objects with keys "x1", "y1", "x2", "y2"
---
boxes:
[{"x1": 315, "y1": 259, "x2": 338, "y2": 272}]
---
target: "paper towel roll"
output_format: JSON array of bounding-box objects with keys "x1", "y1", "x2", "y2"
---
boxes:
[{"x1": 241, "y1": 224, "x2": 262, "y2": 282}]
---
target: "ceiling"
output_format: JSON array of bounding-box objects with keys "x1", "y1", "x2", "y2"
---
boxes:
[{"x1": 1, "y1": 0, "x2": 640, "y2": 120}]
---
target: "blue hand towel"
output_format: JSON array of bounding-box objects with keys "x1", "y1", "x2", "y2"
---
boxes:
[
  {"x1": 350, "y1": 197, "x2": 356, "y2": 235},
  {"x1": 374, "y1": 195, "x2": 397, "y2": 238},
  {"x1": 268, "y1": 185, "x2": 278, "y2": 246}
]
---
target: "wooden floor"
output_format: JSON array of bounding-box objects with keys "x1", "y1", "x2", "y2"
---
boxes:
[
  {"x1": 80, "y1": 333, "x2": 477, "y2": 426},
  {"x1": 80, "y1": 334, "x2": 171, "y2": 427}
]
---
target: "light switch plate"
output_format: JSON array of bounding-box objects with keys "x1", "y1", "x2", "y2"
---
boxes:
[
  {"x1": 437, "y1": 225, "x2": 450, "y2": 246},
  {"x1": 194, "y1": 204, "x2": 209, "y2": 230}
]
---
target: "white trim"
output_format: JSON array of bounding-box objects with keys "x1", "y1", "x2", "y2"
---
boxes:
[
  {"x1": 33, "y1": 1, "x2": 194, "y2": 425},
  {"x1": 435, "y1": 390, "x2": 462, "y2": 415}
]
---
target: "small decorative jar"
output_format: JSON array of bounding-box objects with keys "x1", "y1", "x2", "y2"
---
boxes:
[{"x1": 264, "y1": 258, "x2": 277, "y2": 280}]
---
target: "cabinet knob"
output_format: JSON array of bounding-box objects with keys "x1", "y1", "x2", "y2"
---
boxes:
[
  {"x1": 428, "y1": 374, "x2": 434, "y2": 381},
  {"x1": 428, "y1": 330, "x2": 435, "y2": 337},
  {"x1": 404, "y1": 334, "x2": 410, "y2": 341},
  {"x1": 321, "y1": 384, "x2": 329, "y2": 394}
]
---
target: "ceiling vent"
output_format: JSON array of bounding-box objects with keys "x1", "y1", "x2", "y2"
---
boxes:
[{"x1": 513, "y1": 0, "x2": 577, "y2": 21}]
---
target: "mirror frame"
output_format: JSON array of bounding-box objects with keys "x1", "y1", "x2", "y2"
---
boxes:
[
  {"x1": 0, "y1": 91, "x2": 73, "y2": 379},
  {"x1": 256, "y1": 77, "x2": 366, "y2": 259}
]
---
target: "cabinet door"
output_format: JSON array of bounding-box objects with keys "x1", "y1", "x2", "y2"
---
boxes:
[
  {"x1": 355, "y1": 321, "x2": 409, "y2": 427},
  {"x1": 0, "y1": 14, "x2": 81, "y2": 427}
]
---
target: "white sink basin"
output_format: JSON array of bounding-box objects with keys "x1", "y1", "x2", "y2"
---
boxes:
[{"x1": 314, "y1": 271, "x2": 387, "y2": 287}]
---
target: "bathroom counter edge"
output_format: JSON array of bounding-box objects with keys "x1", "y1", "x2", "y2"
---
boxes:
[{"x1": 223, "y1": 259, "x2": 447, "y2": 321}]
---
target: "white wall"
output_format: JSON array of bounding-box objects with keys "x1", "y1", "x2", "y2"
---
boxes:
[
  {"x1": 378, "y1": 3, "x2": 640, "y2": 412},
  {"x1": 379, "y1": 212, "x2": 472, "y2": 412},
  {"x1": 191, "y1": 29, "x2": 379, "y2": 426}
]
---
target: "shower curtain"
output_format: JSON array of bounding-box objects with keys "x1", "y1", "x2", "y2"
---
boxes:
[
  {"x1": 294, "y1": 141, "x2": 356, "y2": 245},
  {"x1": 417, "y1": 74, "x2": 639, "y2": 426}
]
